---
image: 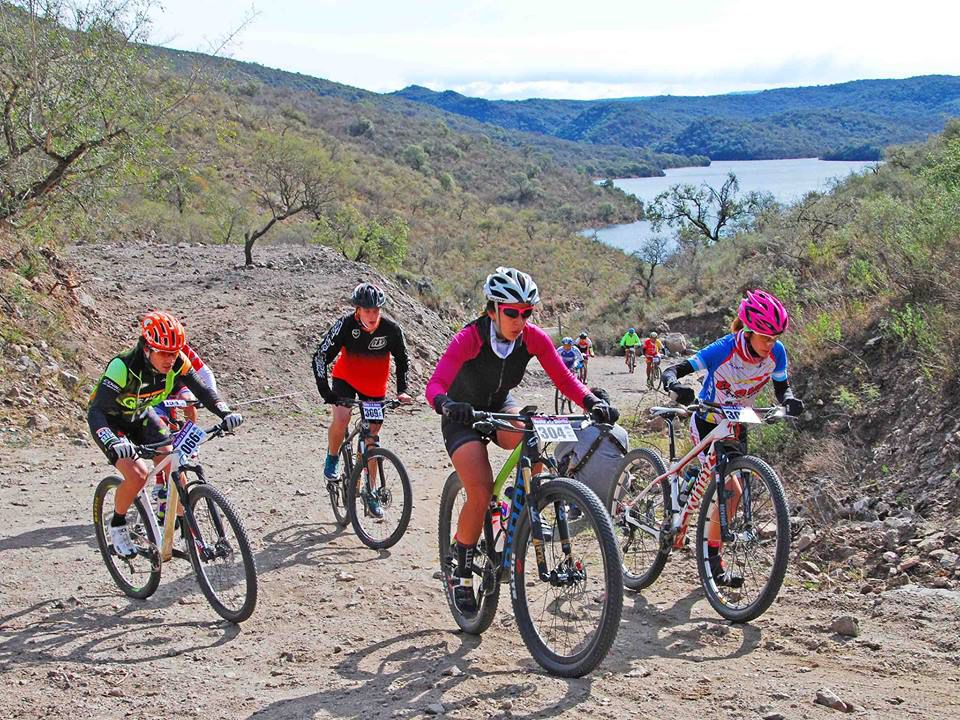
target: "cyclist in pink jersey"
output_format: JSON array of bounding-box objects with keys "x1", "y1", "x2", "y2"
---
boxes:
[
  {"x1": 662, "y1": 289, "x2": 804, "y2": 587},
  {"x1": 426, "y1": 267, "x2": 619, "y2": 617}
]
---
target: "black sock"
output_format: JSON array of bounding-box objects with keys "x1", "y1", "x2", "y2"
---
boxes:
[
  {"x1": 111, "y1": 513, "x2": 127, "y2": 528},
  {"x1": 455, "y1": 541, "x2": 475, "y2": 578}
]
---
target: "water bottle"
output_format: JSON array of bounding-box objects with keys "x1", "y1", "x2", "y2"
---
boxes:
[{"x1": 490, "y1": 498, "x2": 510, "y2": 551}]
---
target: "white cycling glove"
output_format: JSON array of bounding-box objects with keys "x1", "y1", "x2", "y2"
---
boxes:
[
  {"x1": 110, "y1": 440, "x2": 137, "y2": 461},
  {"x1": 221, "y1": 413, "x2": 243, "y2": 431}
]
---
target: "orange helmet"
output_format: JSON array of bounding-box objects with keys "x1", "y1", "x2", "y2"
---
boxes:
[{"x1": 141, "y1": 311, "x2": 185, "y2": 352}]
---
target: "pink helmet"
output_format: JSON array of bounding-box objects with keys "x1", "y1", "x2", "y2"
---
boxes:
[{"x1": 738, "y1": 289, "x2": 789, "y2": 335}]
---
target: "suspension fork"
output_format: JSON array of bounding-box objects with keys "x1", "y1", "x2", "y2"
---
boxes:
[{"x1": 714, "y1": 445, "x2": 736, "y2": 543}]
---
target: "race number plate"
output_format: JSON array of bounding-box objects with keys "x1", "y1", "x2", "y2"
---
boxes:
[
  {"x1": 532, "y1": 418, "x2": 578, "y2": 443},
  {"x1": 162, "y1": 399, "x2": 188, "y2": 407},
  {"x1": 172, "y1": 420, "x2": 206, "y2": 455},
  {"x1": 361, "y1": 402, "x2": 384, "y2": 421},
  {"x1": 719, "y1": 405, "x2": 762, "y2": 424}
]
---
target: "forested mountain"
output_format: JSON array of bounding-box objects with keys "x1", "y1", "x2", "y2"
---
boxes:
[{"x1": 394, "y1": 76, "x2": 960, "y2": 161}]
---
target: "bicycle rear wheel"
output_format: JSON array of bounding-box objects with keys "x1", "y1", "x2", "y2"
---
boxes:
[
  {"x1": 328, "y1": 443, "x2": 354, "y2": 528},
  {"x1": 695, "y1": 455, "x2": 790, "y2": 622},
  {"x1": 511, "y1": 478, "x2": 623, "y2": 677},
  {"x1": 93, "y1": 476, "x2": 161, "y2": 599},
  {"x1": 437, "y1": 472, "x2": 501, "y2": 635},
  {"x1": 186, "y1": 483, "x2": 258, "y2": 623},
  {"x1": 607, "y1": 448, "x2": 671, "y2": 590},
  {"x1": 347, "y1": 447, "x2": 413, "y2": 550}
]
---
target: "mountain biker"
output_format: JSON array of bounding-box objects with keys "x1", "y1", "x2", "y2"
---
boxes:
[
  {"x1": 575, "y1": 332, "x2": 594, "y2": 358},
  {"x1": 312, "y1": 282, "x2": 413, "y2": 518},
  {"x1": 660, "y1": 289, "x2": 804, "y2": 587},
  {"x1": 425, "y1": 266, "x2": 620, "y2": 618},
  {"x1": 556, "y1": 337, "x2": 584, "y2": 372},
  {"x1": 619, "y1": 327, "x2": 642, "y2": 371},
  {"x1": 87, "y1": 311, "x2": 243, "y2": 558},
  {"x1": 642, "y1": 331, "x2": 664, "y2": 377}
]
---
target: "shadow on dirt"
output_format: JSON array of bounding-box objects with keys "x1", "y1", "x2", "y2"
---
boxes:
[
  {"x1": 611, "y1": 587, "x2": 763, "y2": 666},
  {"x1": 247, "y1": 628, "x2": 595, "y2": 720}
]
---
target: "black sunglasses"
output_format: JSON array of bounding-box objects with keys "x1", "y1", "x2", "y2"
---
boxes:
[{"x1": 501, "y1": 307, "x2": 534, "y2": 319}]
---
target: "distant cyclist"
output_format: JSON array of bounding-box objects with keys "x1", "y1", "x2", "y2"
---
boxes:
[
  {"x1": 642, "y1": 331, "x2": 664, "y2": 380},
  {"x1": 556, "y1": 337, "x2": 584, "y2": 373},
  {"x1": 312, "y1": 283, "x2": 413, "y2": 518},
  {"x1": 88, "y1": 311, "x2": 243, "y2": 558},
  {"x1": 426, "y1": 267, "x2": 619, "y2": 617},
  {"x1": 575, "y1": 332, "x2": 594, "y2": 381},
  {"x1": 618, "y1": 327, "x2": 642, "y2": 372},
  {"x1": 661, "y1": 289, "x2": 804, "y2": 587}
]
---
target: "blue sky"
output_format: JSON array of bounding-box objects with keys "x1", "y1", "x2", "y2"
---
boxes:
[{"x1": 149, "y1": 0, "x2": 960, "y2": 100}]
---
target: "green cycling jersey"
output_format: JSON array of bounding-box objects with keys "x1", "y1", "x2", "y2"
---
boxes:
[{"x1": 619, "y1": 332, "x2": 642, "y2": 348}]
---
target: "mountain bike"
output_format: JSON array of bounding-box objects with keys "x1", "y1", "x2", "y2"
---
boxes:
[
  {"x1": 577, "y1": 355, "x2": 589, "y2": 383},
  {"x1": 553, "y1": 374, "x2": 578, "y2": 415},
  {"x1": 92, "y1": 411, "x2": 258, "y2": 623},
  {"x1": 607, "y1": 400, "x2": 791, "y2": 622},
  {"x1": 645, "y1": 354, "x2": 662, "y2": 390},
  {"x1": 328, "y1": 399, "x2": 412, "y2": 550},
  {"x1": 438, "y1": 408, "x2": 623, "y2": 677},
  {"x1": 625, "y1": 347, "x2": 637, "y2": 374}
]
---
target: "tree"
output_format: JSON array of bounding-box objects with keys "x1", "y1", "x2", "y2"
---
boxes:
[
  {"x1": 315, "y1": 204, "x2": 408, "y2": 271},
  {"x1": 645, "y1": 172, "x2": 771, "y2": 246},
  {"x1": 243, "y1": 130, "x2": 344, "y2": 265},
  {"x1": 0, "y1": 0, "x2": 193, "y2": 226},
  {"x1": 633, "y1": 235, "x2": 670, "y2": 298}
]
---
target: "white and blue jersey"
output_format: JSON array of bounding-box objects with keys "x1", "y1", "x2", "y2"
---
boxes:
[
  {"x1": 690, "y1": 331, "x2": 787, "y2": 407},
  {"x1": 557, "y1": 345, "x2": 584, "y2": 370}
]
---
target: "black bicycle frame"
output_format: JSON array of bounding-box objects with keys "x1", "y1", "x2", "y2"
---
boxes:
[{"x1": 498, "y1": 427, "x2": 571, "y2": 584}]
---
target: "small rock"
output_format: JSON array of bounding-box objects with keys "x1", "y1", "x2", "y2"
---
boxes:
[
  {"x1": 815, "y1": 687, "x2": 854, "y2": 712},
  {"x1": 28, "y1": 413, "x2": 51, "y2": 431},
  {"x1": 106, "y1": 688, "x2": 124, "y2": 698},
  {"x1": 424, "y1": 703, "x2": 445, "y2": 716},
  {"x1": 882, "y1": 551, "x2": 899, "y2": 564},
  {"x1": 441, "y1": 666, "x2": 463, "y2": 677},
  {"x1": 763, "y1": 713, "x2": 786, "y2": 720},
  {"x1": 830, "y1": 615, "x2": 860, "y2": 637},
  {"x1": 625, "y1": 666, "x2": 651, "y2": 678},
  {"x1": 898, "y1": 557, "x2": 922, "y2": 573},
  {"x1": 59, "y1": 370, "x2": 81, "y2": 389},
  {"x1": 796, "y1": 533, "x2": 815, "y2": 552},
  {"x1": 929, "y1": 550, "x2": 959, "y2": 568},
  {"x1": 798, "y1": 560, "x2": 821, "y2": 574},
  {"x1": 336, "y1": 570, "x2": 356, "y2": 582}
]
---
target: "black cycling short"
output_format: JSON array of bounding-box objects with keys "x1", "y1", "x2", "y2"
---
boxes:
[
  {"x1": 332, "y1": 377, "x2": 385, "y2": 403},
  {"x1": 440, "y1": 392, "x2": 517, "y2": 457},
  {"x1": 91, "y1": 408, "x2": 170, "y2": 464}
]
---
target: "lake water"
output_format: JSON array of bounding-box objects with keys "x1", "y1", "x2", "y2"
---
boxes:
[{"x1": 586, "y1": 158, "x2": 878, "y2": 253}]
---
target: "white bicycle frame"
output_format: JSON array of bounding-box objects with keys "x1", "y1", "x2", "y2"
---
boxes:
[
  {"x1": 136, "y1": 421, "x2": 210, "y2": 561},
  {"x1": 619, "y1": 405, "x2": 765, "y2": 550}
]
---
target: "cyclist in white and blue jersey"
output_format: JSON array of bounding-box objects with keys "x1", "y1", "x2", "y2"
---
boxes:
[
  {"x1": 662, "y1": 289, "x2": 804, "y2": 587},
  {"x1": 557, "y1": 337, "x2": 584, "y2": 372}
]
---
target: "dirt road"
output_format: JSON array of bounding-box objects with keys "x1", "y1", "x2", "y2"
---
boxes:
[{"x1": 1, "y1": 244, "x2": 958, "y2": 719}]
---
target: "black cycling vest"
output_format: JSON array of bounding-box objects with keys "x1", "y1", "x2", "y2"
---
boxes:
[{"x1": 446, "y1": 316, "x2": 535, "y2": 411}]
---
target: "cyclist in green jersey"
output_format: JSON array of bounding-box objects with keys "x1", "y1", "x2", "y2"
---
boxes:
[
  {"x1": 619, "y1": 327, "x2": 642, "y2": 370},
  {"x1": 87, "y1": 311, "x2": 243, "y2": 558}
]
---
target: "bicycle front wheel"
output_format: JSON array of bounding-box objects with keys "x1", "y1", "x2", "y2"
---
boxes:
[
  {"x1": 437, "y1": 472, "x2": 501, "y2": 635},
  {"x1": 328, "y1": 443, "x2": 354, "y2": 528},
  {"x1": 647, "y1": 363, "x2": 661, "y2": 389},
  {"x1": 695, "y1": 455, "x2": 790, "y2": 623},
  {"x1": 511, "y1": 478, "x2": 623, "y2": 677},
  {"x1": 93, "y1": 476, "x2": 161, "y2": 599},
  {"x1": 347, "y1": 447, "x2": 413, "y2": 550},
  {"x1": 186, "y1": 483, "x2": 258, "y2": 623},
  {"x1": 607, "y1": 448, "x2": 671, "y2": 590}
]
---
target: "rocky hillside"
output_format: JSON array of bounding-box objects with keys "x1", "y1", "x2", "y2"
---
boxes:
[{"x1": 0, "y1": 240, "x2": 450, "y2": 445}]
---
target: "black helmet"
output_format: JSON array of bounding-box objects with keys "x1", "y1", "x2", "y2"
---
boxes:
[
  {"x1": 579, "y1": 332, "x2": 587, "y2": 339},
  {"x1": 351, "y1": 283, "x2": 386, "y2": 308}
]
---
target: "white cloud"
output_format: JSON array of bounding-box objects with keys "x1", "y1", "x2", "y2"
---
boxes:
[{"x1": 149, "y1": 0, "x2": 960, "y2": 99}]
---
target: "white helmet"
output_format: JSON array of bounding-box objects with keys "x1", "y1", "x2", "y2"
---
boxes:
[{"x1": 483, "y1": 266, "x2": 540, "y2": 305}]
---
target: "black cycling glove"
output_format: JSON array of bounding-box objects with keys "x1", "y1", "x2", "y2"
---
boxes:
[
  {"x1": 667, "y1": 382, "x2": 696, "y2": 405},
  {"x1": 434, "y1": 394, "x2": 475, "y2": 424},
  {"x1": 784, "y1": 397, "x2": 805, "y2": 417},
  {"x1": 584, "y1": 394, "x2": 620, "y2": 424}
]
